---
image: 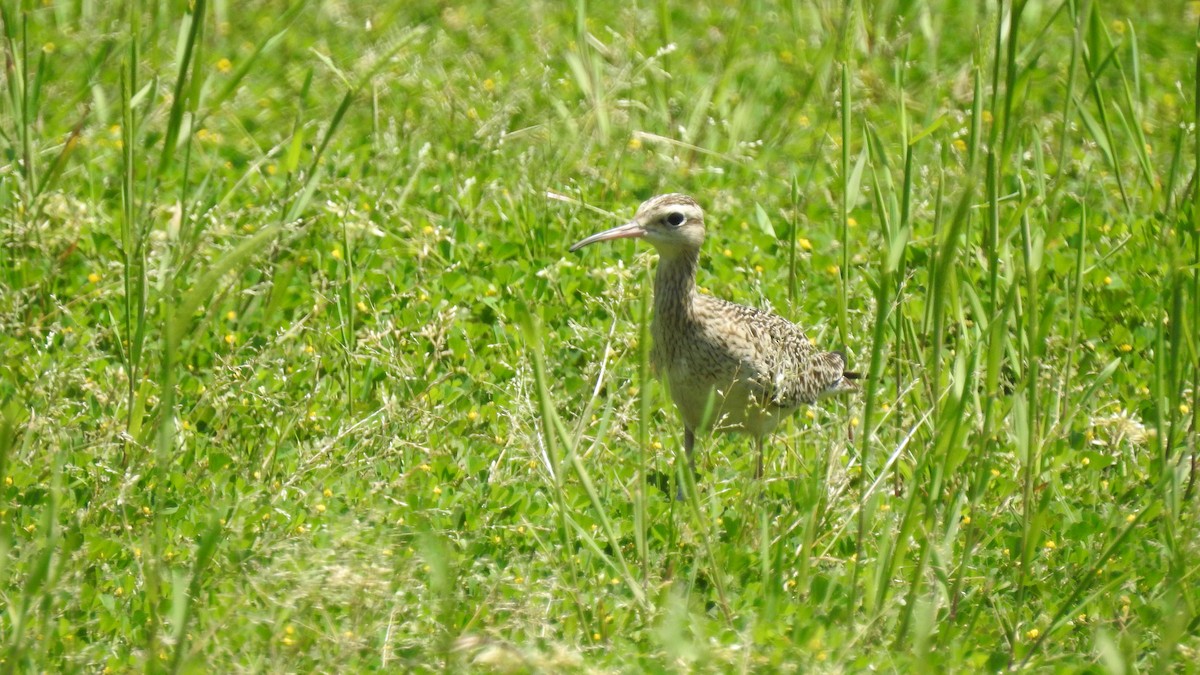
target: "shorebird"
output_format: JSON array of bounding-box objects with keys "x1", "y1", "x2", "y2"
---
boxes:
[{"x1": 570, "y1": 193, "x2": 859, "y2": 483}]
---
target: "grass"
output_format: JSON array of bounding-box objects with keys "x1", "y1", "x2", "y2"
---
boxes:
[{"x1": 2, "y1": 0, "x2": 1200, "y2": 671}]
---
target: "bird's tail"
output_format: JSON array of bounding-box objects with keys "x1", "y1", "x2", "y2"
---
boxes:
[
  {"x1": 823, "y1": 351, "x2": 861, "y2": 396},
  {"x1": 825, "y1": 373, "x2": 860, "y2": 395}
]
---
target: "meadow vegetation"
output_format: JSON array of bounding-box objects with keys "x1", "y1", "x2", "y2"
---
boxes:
[{"x1": 2, "y1": 0, "x2": 1199, "y2": 671}]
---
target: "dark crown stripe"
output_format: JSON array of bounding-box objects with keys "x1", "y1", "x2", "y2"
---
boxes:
[{"x1": 645, "y1": 193, "x2": 698, "y2": 210}]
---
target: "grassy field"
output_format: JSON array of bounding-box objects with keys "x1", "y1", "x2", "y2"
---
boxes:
[{"x1": 2, "y1": 0, "x2": 1200, "y2": 671}]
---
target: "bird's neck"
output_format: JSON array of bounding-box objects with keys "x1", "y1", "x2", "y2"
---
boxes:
[{"x1": 653, "y1": 249, "x2": 699, "y2": 320}]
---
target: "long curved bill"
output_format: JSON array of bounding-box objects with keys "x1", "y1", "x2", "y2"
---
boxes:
[{"x1": 569, "y1": 220, "x2": 646, "y2": 252}]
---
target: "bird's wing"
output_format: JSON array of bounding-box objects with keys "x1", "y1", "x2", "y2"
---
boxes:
[
  {"x1": 694, "y1": 295, "x2": 845, "y2": 407},
  {"x1": 770, "y1": 350, "x2": 852, "y2": 407}
]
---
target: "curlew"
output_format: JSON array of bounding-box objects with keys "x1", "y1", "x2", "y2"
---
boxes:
[{"x1": 570, "y1": 193, "x2": 859, "y2": 484}]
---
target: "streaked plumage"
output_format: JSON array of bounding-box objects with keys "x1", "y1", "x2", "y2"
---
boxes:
[{"x1": 571, "y1": 193, "x2": 858, "y2": 480}]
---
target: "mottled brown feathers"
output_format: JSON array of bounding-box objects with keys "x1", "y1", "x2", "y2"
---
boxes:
[{"x1": 571, "y1": 193, "x2": 858, "y2": 461}]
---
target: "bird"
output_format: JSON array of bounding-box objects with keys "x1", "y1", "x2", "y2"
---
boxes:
[{"x1": 569, "y1": 193, "x2": 859, "y2": 485}]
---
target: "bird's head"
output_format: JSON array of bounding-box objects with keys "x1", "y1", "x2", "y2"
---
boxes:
[{"x1": 569, "y1": 193, "x2": 706, "y2": 257}]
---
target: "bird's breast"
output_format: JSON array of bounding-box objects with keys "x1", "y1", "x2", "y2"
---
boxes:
[{"x1": 651, "y1": 316, "x2": 782, "y2": 435}]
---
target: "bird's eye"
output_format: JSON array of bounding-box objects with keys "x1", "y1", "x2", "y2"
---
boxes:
[{"x1": 665, "y1": 212, "x2": 686, "y2": 227}]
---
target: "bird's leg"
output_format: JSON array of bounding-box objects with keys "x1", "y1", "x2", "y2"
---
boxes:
[
  {"x1": 755, "y1": 436, "x2": 764, "y2": 480},
  {"x1": 676, "y1": 428, "x2": 696, "y2": 501},
  {"x1": 685, "y1": 427, "x2": 696, "y2": 477}
]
